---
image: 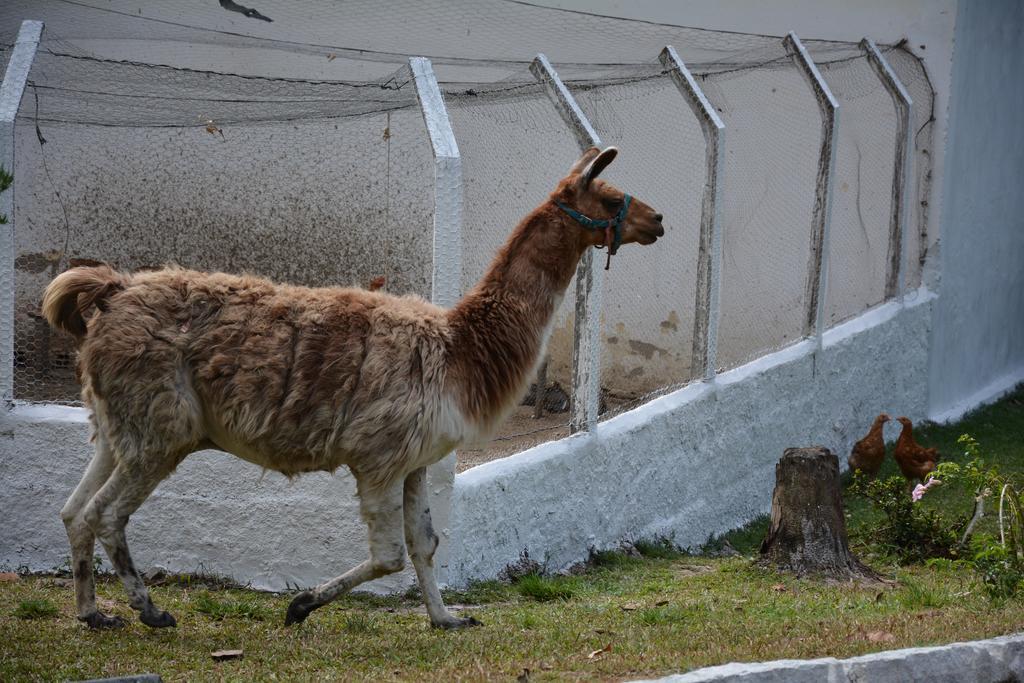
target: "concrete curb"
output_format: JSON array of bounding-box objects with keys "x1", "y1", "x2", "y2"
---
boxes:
[{"x1": 633, "y1": 632, "x2": 1024, "y2": 682}]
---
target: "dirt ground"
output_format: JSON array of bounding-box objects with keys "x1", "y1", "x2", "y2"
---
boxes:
[
  {"x1": 456, "y1": 406, "x2": 570, "y2": 472},
  {"x1": 455, "y1": 393, "x2": 640, "y2": 472}
]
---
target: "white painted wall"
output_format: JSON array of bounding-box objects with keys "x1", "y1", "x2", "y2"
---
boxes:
[{"x1": 927, "y1": 0, "x2": 1024, "y2": 422}]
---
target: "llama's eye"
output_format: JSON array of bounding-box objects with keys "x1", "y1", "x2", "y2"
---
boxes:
[{"x1": 602, "y1": 197, "x2": 624, "y2": 210}]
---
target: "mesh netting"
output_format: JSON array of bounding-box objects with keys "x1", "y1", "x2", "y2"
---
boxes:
[
  {"x1": 446, "y1": 75, "x2": 582, "y2": 453},
  {"x1": 819, "y1": 55, "x2": 898, "y2": 327},
  {"x1": 567, "y1": 67, "x2": 706, "y2": 409},
  {"x1": 884, "y1": 47, "x2": 936, "y2": 290},
  {"x1": 0, "y1": 1, "x2": 935, "y2": 466},
  {"x1": 9, "y1": 53, "x2": 433, "y2": 402},
  {"x1": 702, "y1": 57, "x2": 822, "y2": 370}
]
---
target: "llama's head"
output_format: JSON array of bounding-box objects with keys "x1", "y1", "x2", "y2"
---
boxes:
[{"x1": 552, "y1": 146, "x2": 664, "y2": 262}]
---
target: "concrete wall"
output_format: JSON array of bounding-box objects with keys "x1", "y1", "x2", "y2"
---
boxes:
[
  {"x1": 927, "y1": 0, "x2": 1024, "y2": 422},
  {"x1": 448, "y1": 293, "x2": 933, "y2": 584}
]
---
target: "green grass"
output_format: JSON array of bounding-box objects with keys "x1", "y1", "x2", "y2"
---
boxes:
[
  {"x1": 192, "y1": 591, "x2": 271, "y2": 622},
  {"x1": 716, "y1": 386, "x2": 1024, "y2": 558},
  {"x1": 1, "y1": 387, "x2": 1021, "y2": 681},
  {"x1": 634, "y1": 537, "x2": 686, "y2": 560},
  {"x1": 13, "y1": 599, "x2": 58, "y2": 620},
  {"x1": 3, "y1": 557, "x2": 1022, "y2": 681},
  {"x1": 514, "y1": 573, "x2": 583, "y2": 602}
]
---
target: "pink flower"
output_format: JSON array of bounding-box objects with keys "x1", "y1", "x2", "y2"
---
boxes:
[{"x1": 911, "y1": 478, "x2": 941, "y2": 502}]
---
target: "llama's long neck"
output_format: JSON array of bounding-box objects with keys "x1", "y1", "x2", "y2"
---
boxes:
[{"x1": 446, "y1": 202, "x2": 583, "y2": 429}]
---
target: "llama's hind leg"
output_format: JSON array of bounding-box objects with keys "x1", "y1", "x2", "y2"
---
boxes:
[
  {"x1": 403, "y1": 467, "x2": 480, "y2": 629},
  {"x1": 83, "y1": 460, "x2": 178, "y2": 628},
  {"x1": 60, "y1": 433, "x2": 122, "y2": 628},
  {"x1": 285, "y1": 479, "x2": 406, "y2": 626}
]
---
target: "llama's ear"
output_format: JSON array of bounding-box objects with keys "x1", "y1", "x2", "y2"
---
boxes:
[
  {"x1": 578, "y1": 146, "x2": 618, "y2": 188},
  {"x1": 568, "y1": 146, "x2": 601, "y2": 177}
]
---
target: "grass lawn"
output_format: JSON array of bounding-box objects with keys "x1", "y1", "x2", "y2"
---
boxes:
[{"x1": 2, "y1": 387, "x2": 1022, "y2": 682}]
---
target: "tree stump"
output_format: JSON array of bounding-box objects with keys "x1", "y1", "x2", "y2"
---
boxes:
[{"x1": 760, "y1": 446, "x2": 876, "y2": 579}]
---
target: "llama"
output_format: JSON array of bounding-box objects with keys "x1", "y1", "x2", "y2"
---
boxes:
[{"x1": 42, "y1": 146, "x2": 664, "y2": 630}]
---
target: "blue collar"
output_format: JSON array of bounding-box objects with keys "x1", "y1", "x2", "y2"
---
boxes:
[{"x1": 555, "y1": 194, "x2": 632, "y2": 269}]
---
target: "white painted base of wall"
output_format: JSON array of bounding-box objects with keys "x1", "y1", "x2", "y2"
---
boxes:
[{"x1": 0, "y1": 289, "x2": 946, "y2": 593}]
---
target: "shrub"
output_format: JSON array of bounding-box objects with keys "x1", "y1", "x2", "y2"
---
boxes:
[
  {"x1": 849, "y1": 471, "x2": 959, "y2": 563},
  {"x1": 852, "y1": 434, "x2": 1024, "y2": 601}
]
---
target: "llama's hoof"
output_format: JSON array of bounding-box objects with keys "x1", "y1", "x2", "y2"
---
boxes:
[
  {"x1": 79, "y1": 611, "x2": 126, "y2": 629},
  {"x1": 433, "y1": 615, "x2": 483, "y2": 630},
  {"x1": 285, "y1": 591, "x2": 318, "y2": 626},
  {"x1": 139, "y1": 608, "x2": 177, "y2": 628}
]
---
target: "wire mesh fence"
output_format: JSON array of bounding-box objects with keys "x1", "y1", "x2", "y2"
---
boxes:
[
  {"x1": 567, "y1": 67, "x2": 706, "y2": 414},
  {"x1": 0, "y1": 1, "x2": 936, "y2": 469},
  {"x1": 444, "y1": 75, "x2": 583, "y2": 457},
  {"x1": 883, "y1": 46, "x2": 936, "y2": 292},
  {"x1": 10, "y1": 50, "x2": 433, "y2": 402},
  {"x1": 818, "y1": 54, "x2": 898, "y2": 327},
  {"x1": 702, "y1": 58, "x2": 822, "y2": 369}
]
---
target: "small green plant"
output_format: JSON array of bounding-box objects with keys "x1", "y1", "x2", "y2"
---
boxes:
[
  {"x1": 849, "y1": 471, "x2": 959, "y2": 563},
  {"x1": 589, "y1": 548, "x2": 640, "y2": 569},
  {"x1": 856, "y1": 434, "x2": 1024, "y2": 601},
  {"x1": 937, "y1": 435, "x2": 1024, "y2": 600},
  {"x1": 15, "y1": 599, "x2": 58, "y2": 620},
  {"x1": 897, "y1": 576, "x2": 947, "y2": 609},
  {"x1": 514, "y1": 573, "x2": 580, "y2": 602},
  {"x1": 517, "y1": 612, "x2": 541, "y2": 629},
  {"x1": 633, "y1": 537, "x2": 684, "y2": 560},
  {"x1": 192, "y1": 591, "x2": 270, "y2": 621},
  {"x1": 638, "y1": 604, "x2": 687, "y2": 626},
  {"x1": 969, "y1": 534, "x2": 1024, "y2": 601},
  {"x1": 442, "y1": 579, "x2": 509, "y2": 605}
]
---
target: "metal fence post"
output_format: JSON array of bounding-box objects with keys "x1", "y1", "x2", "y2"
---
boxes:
[
  {"x1": 660, "y1": 46, "x2": 725, "y2": 383},
  {"x1": 860, "y1": 38, "x2": 913, "y2": 303},
  {"x1": 408, "y1": 56, "x2": 461, "y2": 585},
  {"x1": 409, "y1": 57, "x2": 462, "y2": 309},
  {"x1": 529, "y1": 53, "x2": 603, "y2": 433},
  {"x1": 0, "y1": 20, "x2": 43, "y2": 404},
  {"x1": 784, "y1": 31, "x2": 839, "y2": 346}
]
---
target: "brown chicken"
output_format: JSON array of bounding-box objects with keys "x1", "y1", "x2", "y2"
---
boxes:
[
  {"x1": 848, "y1": 413, "x2": 890, "y2": 477},
  {"x1": 893, "y1": 416, "x2": 940, "y2": 483}
]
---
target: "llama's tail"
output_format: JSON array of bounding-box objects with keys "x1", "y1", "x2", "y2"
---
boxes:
[{"x1": 42, "y1": 265, "x2": 128, "y2": 338}]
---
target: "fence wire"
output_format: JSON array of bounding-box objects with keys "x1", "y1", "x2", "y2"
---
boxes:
[
  {"x1": 567, "y1": 67, "x2": 706, "y2": 413},
  {"x1": 11, "y1": 59, "x2": 433, "y2": 402}
]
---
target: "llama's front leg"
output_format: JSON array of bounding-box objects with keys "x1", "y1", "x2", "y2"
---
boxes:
[
  {"x1": 83, "y1": 462, "x2": 177, "y2": 628},
  {"x1": 285, "y1": 480, "x2": 406, "y2": 626},
  {"x1": 404, "y1": 467, "x2": 481, "y2": 629},
  {"x1": 60, "y1": 434, "x2": 122, "y2": 628}
]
